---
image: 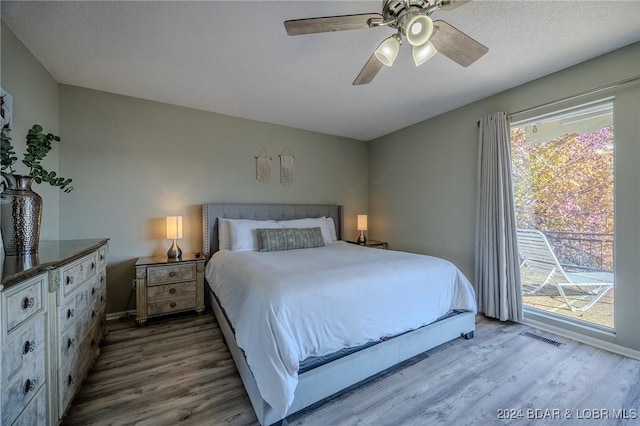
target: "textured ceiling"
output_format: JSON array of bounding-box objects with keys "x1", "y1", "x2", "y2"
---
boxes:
[{"x1": 2, "y1": 1, "x2": 639, "y2": 141}]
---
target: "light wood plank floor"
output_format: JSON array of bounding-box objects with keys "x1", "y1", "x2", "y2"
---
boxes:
[{"x1": 62, "y1": 311, "x2": 640, "y2": 425}]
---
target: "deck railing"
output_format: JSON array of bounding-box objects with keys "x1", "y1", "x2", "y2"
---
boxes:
[{"x1": 544, "y1": 231, "x2": 614, "y2": 273}]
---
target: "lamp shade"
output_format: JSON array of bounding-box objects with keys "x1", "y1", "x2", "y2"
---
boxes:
[
  {"x1": 357, "y1": 215, "x2": 368, "y2": 231},
  {"x1": 166, "y1": 216, "x2": 183, "y2": 239},
  {"x1": 412, "y1": 41, "x2": 437, "y2": 66},
  {"x1": 374, "y1": 35, "x2": 400, "y2": 66},
  {"x1": 406, "y1": 14, "x2": 434, "y2": 47}
]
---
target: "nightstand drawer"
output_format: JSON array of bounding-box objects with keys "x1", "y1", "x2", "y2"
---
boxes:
[
  {"x1": 148, "y1": 296, "x2": 196, "y2": 316},
  {"x1": 147, "y1": 281, "x2": 196, "y2": 302},
  {"x1": 147, "y1": 264, "x2": 196, "y2": 286}
]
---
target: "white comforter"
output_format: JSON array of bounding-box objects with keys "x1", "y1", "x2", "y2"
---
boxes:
[{"x1": 205, "y1": 242, "x2": 476, "y2": 417}]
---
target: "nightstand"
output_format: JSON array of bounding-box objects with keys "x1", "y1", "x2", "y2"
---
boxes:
[
  {"x1": 346, "y1": 240, "x2": 389, "y2": 249},
  {"x1": 134, "y1": 254, "x2": 205, "y2": 325}
]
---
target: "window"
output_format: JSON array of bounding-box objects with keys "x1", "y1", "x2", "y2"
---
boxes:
[{"x1": 510, "y1": 100, "x2": 614, "y2": 329}]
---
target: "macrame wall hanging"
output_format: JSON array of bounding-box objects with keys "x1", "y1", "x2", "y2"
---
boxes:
[
  {"x1": 254, "y1": 148, "x2": 272, "y2": 183},
  {"x1": 279, "y1": 147, "x2": 294, "y2": 186}
]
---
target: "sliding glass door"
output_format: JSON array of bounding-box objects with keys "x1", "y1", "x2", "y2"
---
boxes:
[{"x1": 510, "y1": 100, "x2": 615, "y2": 329}]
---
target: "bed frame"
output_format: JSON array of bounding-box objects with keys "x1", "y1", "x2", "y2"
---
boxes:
[{"x1": 202, "y1": 203, "x2": 475, "y2": 425}]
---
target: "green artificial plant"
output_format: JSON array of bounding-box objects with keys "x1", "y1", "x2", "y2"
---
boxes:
[{"x1": 1, "y1": 124, "x2": 73, "y2": 192}]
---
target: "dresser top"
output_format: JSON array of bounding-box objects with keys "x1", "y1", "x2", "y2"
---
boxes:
[{"x1": 1, "y1": 239, "x2": 109, "y2": 290}]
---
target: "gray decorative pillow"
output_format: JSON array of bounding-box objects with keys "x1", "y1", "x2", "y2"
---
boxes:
[{"x1": 257, "y1": 227, "x2": 325, "y2": 252}]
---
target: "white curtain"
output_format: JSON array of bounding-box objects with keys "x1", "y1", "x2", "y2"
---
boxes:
[{"x1": 475, "y1": 112, "x2": 523, "y2": 322}]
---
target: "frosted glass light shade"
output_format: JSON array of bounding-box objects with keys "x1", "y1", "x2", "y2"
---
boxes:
[
  {"x1": 412, "y1": 41, "x2": 437, "y2": 66},
  {"x1": 406, "y1": 15, "x2": 433, "y2": 47},
  {"x1": 374, "y1": 36, "x2": 400, "y2": 66},
  {"x1": 166, "y1": 216, "x2": 183, "y2": 239},
  {"x1": 357, "y1": 215, "x2": 368, "y2": 231}
]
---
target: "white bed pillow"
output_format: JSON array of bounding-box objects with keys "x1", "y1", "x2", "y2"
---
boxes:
[
  {"x1": 218, "y1": 218, "x2": 231, "y2": 250},
  {"x1": 325, "y1": 217, "x2": 338, "y2": 242},
  {"x1": 228, "y1": 219, "x2": 281, "y2": 251},
  {"x1": 279, "y1": 217, "x2": 333, "y2": 244}
]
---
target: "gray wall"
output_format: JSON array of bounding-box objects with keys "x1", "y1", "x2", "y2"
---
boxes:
[
  {"x1": 369, "y1": 42, "x2": 640, "y2": 351},
  {"x1": 0, "y1": 22, "x2": 60, "y2": 242},
  {"x1": 58, "y1": 85, "x2": 368, "y2": 313}
]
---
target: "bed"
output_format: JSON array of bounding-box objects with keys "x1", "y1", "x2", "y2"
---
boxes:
[{"x1": 202, "y1": 203, "x2": 476, "y2": 425}]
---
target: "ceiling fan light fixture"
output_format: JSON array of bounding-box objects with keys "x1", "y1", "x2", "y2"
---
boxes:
[
  {"x1": 405, "y1": 14, "x2": 433, "y2": 46},
  {"x1": 412, "y1": 40, "x2": 437, "y2": 66},
  {"x1": 374, "y1": 34, "x2": 401, "y2": 66}
]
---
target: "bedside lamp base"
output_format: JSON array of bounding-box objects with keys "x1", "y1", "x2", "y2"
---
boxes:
[
  {"x1": 167, "y1": 240, "x2": 182, "y2": 259},
  {"x1": 356, "y1": 231, "x2": 367, "y2": 245}
]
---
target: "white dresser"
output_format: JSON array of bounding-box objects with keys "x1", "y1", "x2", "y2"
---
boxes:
[
  {"x1": 0, "y1": 272, "x2": 48, "y2": 426},
  {"x1": 51, "y1": 243, "x2": 108, "y2": 419},
  {"x1": 0, "y1": 239, "x2": 109, "y2": 425}
]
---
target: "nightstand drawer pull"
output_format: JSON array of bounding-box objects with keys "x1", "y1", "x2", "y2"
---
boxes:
[
  {"x1": 67, "y1": 308, "x2": 75, "y2": 319},
  {"x1": 23, "y1": 340, "x2": 35, "y2": 355},
  {"x1": 66, "y1": 276, "x2": 74, "y2": 285},
  {"x1": 23, "y1": 379, "x2": 36, "y2": 394},
  {"x1": 21, "y1": 297, "x2": 34, "y2": 310},
  {"x1": 67, "y1": 337, "x2": 76, "y2": 349},
  {"x1": 170, "y1": 301, "x2": 177, "y2": 308},
  {"x1": 91, "y1": 261, "x2": 97, "y2": 270},
  {"x1": 92, "y1": 287, "x2": 97, "y2": 295},
  {"x1": 169, "y1": 271, "x2": 177, "y2": 277},
  {"x1": 169, "y1": 287, "x2": 176, "y2": 294},
  {"x1": 92, "y1": 310, "x2": 96, "y2": 319},
  {"x1": 67, "y1": 374, "x2": 76, "y2": 386}
]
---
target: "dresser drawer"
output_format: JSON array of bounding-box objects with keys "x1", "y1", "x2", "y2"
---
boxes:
[
  {"x1": 97, "y1": 245, "x2": 108, "y2": 268},
  {"x1": 3, "y1": 277, "x2": 45, "y2": 334},
  {"x1": 61, "y1": 253, "x2": 98, "y2": 296},
  {"x1": 59, "y1": 321, "x2": 79, "y2": 366},
  {"x1": 148, "y1": 296, "x2": 196, "y2": 316},
  {"x1": 1, "y1": 315, "x2": 45, "y2": 385},
  {"x1": 1, "y1": 354, "x2": 45, "y2": 426},
  {"x1": 12, "y1": 384, "x2": 46, "y2": 426},
  {"x1": 58, "y1": 353, "x2": 81, "y2": 415},
  {"x1": 147, "y1": 281, "x2": 196, "y2": 302},
  {"x1": 147, "y1": 264, "x2": 196, "y2": 286},
  {"x1": 59, "y1": 293, "x2": 78, "y2": 333}
]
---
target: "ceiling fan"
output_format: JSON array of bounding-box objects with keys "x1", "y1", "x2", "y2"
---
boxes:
[{"x1": 284, "y1": 0, "x2": 488, "y2": 85}]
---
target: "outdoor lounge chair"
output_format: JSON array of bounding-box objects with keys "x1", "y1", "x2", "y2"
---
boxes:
[{"x1": 516, "y1": 228, "x2": 614, "y2": 312}]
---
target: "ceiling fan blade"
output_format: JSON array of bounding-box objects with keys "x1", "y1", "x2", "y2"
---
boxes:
[
  {"x1": 439, "y1": 0, "x2": 472, "y2": 11},
  {"x1": 431, "y1": 20, "x2": 488, "y2": 67},
  {"x1": 284, "y1": 13, "x2": 382, "y2": 36},
  {"x1": 353, "y1": 54, "x2": 384, "y2": 85}
]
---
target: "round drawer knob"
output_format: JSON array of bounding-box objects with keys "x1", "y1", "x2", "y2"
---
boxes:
[
  {"x1": 23, "y1": 340, "x2": 35, "y2": 355},
  {"x1": 169, "y1": 271, "x2": 177, "y2": 277},
  {"x1": 21, "y1": 297, "x2": 34, "y2": 310},
  {"x1": 169, "y1": 288, "x2": 176, "y2": 294},
  {"x1": 170, "y1": 301, "x2": 177, "y2": 308},
  {"x1": 23, "y1": 378, "x2": 36, "y2": 394}
]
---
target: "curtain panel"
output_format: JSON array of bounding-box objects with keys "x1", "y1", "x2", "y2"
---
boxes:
[{"x1": 475, "y1": 112, "x2": 523, "y2": 322}]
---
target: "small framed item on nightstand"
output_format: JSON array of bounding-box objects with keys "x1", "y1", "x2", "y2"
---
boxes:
[
  {"x1": 346, "y1": 240, "x2": 388, "y2": 249},
  {"x1": 134, "y1": 253, "x2": 205, "y2": 325}
]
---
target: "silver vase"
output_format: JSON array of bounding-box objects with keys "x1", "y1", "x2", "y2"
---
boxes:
[{"x1": 1, "y1": 173, "x2": 43, "y2": 255}]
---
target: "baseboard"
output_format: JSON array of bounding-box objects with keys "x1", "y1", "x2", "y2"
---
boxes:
[
  {"x1": 522, "y1": 317, "x2": 640, "y2": 360},
  {"x1": 106, "y1": 309, "x2": 136, "y2": 321}
]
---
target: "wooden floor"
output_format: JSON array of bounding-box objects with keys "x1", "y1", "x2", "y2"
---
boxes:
[{"x1": 62, "y1": 311, "x2": 640, "y2": 426}]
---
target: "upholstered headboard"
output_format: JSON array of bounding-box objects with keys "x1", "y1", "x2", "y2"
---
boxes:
[{"x1": 202, "y1": 203, "x2": 343, "y2": 258}]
